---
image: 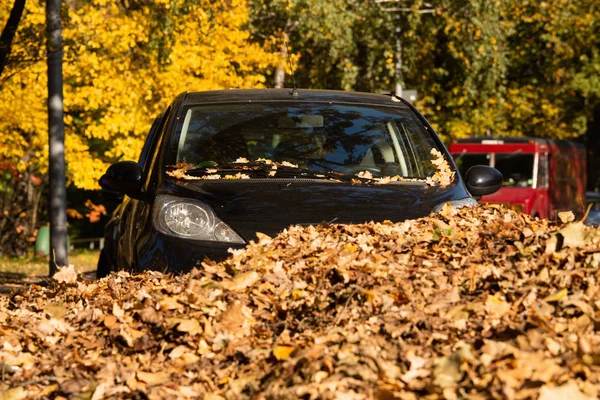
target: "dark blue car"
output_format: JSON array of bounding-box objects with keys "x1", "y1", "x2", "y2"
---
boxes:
[{"x1": 98, "y1": 89, "x2": 501, "y2": 277}]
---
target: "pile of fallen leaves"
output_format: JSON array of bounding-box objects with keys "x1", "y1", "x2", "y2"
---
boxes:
[{"x1": 1, "y1": 204, "x2": 600, "y2": 399}]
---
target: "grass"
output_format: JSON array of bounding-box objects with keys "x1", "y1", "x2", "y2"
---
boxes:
[{"x1": 0, "y1": 249, "x2": 99, "y2": 276}]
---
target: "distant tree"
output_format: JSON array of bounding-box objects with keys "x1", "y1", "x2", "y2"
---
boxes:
[
  {"x1": 249, "y1": 0, "x2": 398, "y2": 92},
  {"x1": 250, "y1": 0, "x2": 600, "y2": 143}
]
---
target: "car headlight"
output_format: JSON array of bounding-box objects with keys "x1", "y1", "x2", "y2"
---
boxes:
[
  {"x1": 432, "y1": 197, "x2": 478, "y2": 213},
  {"x1": 153, "y1": 194, "x2": 245, "y2": 244}
]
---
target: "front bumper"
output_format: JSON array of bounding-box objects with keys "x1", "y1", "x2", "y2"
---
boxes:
[{"x1": 136, "y1": 231, "x2": 246, "y2": 274}]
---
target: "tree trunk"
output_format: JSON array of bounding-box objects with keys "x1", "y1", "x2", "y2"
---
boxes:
[
  {"x1": 274, "y1": 32, "x2": 288, "y2": 89},
  {"x1": 0, "y1": 0, "x2": 27, "y2": 78},
  {"x1": 47, "y1": 0, "x2": 68, "y2": 274}
]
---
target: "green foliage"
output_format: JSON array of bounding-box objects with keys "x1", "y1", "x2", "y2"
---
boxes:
[
  {"x1": 250, "y1": 0, "x2": 600, "y2": 141},
  {"x1": 250, "y1": 0, "x2": 397, "y2": 92}
]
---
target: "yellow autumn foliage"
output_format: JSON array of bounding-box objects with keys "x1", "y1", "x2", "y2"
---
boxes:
[{"x1": 0, "y1": 0, "x2": 279, "y2": 189}]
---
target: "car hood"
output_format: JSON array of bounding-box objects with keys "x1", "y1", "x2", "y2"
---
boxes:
[{"x1": 164, "y1": 180, "x2": 468, "y2": 241}]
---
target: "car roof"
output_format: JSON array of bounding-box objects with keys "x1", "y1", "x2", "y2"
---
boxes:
[{"x1": 182, "y1": 89, "x2": 410, "y2": 107}]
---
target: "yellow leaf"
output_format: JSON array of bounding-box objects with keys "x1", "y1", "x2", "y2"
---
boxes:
[
  {"x1": 273, "y1": 345, "x2": 295, "y2": 360},
  {"x1": 545, "y1": 288, "x2": 568, "y2": 303},
  {"x1": 344, "y1": 244, "x2": 358, "y2": 252}
]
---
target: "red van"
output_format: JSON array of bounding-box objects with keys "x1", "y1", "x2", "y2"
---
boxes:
[{"x1": 449, "y1": 138, "x2": 586, "y2": 219}]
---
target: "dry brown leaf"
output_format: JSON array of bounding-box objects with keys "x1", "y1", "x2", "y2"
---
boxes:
[
  {"x1": 0, "y1": 387, "x2": 28, "y2": 400},
  {"x1": 176, "y1": 318, "x2": 203, "y2": 336},
  {"x1": 559, "y1": 222, "x2": 587, "y2": 248},
  {"x1": 169, "y1": 345, "x2": 190, "y2": 360},
  {"x1": 137, "y1": 371, "x2": 170, "y2": 385},
  {"x1": 538, "y1": 381, "x2": 593, "y2": 400},
  {"x1": 139, "y1": 306, "x2": 162, "y2": 324},
  {"x1": 221, "y1": 271, "x2": 260, "y2": 291},
  {"x1": 53, "y1": 265, "x2": 78, "y2": 284}
]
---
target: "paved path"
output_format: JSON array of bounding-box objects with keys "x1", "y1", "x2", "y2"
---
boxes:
[{"x1": 0, "y1": 270, "x2": 96, "y2": 295}]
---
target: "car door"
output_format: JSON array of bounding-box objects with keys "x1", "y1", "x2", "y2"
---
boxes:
[{"x1": 116, "y1": 113, "x2": 165, "y2": 269}]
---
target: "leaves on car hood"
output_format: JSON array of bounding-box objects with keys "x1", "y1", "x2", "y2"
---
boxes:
[{"x1": 1, "y1": 204, "x2": 600, "y2": 399}]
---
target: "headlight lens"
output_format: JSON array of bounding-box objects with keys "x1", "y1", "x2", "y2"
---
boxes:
[
  {"x1": 163, "y1": 202, "x2": 214, "y2": 237},
  {"x1": 153, "y1": 195, "x2": 245, "y2": 243}
]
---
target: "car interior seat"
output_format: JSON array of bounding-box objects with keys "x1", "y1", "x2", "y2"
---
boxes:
[{"x1": 358, "y1": 139, "x2": 396, "y2": 170}]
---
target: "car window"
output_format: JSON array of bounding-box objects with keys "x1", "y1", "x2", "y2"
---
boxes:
[
  {"x1": 536, "y1": 153, "x2": 548, "y2": 188},
  {"x1": 170, "y1": 103, "x2": 441, "y2": 179},
  {"x1": 139, "y1": 114, "x2": 164, "y2": 171},
  {"x1": 143, "y1": 108, "x2": 171, "y2": 191}
]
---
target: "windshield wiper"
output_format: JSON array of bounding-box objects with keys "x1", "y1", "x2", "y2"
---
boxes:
[
  {"x1": 188, "y1": 163, "x2": 354, "y2": 182},
  {"x1": 183, "y1": 162, "x2": 272, "y2": 176},
  {"x1": 273, "y1": 166, "x2": 355, "y2": 182},
  {"x1": 180, "y1": 162, "x2": 358, "y2": 182}
]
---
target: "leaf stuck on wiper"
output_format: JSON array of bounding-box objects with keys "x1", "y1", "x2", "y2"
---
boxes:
[{"x1": 166, "y1": 158, "x2": 351, "y2": 182}]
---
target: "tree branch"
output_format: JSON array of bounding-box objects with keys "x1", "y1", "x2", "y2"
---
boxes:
[{"x1": 0, "y1": 0, "x2": 27, "y2": 78}]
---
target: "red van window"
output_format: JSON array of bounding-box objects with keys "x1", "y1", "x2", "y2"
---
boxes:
[
  {"x1": 495, "y1": 154, "x2": 534, "y2": 187},
  {"x1": 452, "y1": 153, "x2": 490, "y2": 177}
]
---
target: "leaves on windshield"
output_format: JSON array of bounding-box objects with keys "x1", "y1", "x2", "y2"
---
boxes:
[
  {"x1": 223, "y1": 173, "x2": 251, "y2": 180},
  {"x1": 168, "y1": 158, "x2": 311, "y2": 181},
  {"x1": 426, "y1": 148, "x2": 456, "y2": 186},
  {"x1": 279, "y1": 161, "x2": 299, "y2": 168},
  {"x1": 2, "y1": 205, "x2": 600, "y2": 399},
  {"x1": 354, "y1": 148, "x2": 455, "y2": 186},
  {"x1": 166, "y1": 164, "x2": 252, "y2": 181},
  {"x1": 168, "y1": 150, "x2": 455, "y2": 186}
]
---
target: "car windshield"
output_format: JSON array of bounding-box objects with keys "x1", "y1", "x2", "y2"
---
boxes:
[{"x1": 171, "y1": 102, "x2": 440, "y2": 179}]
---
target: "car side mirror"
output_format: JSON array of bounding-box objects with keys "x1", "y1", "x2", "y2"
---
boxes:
[
  {"x1": 99, "y1": 188, "x2": 124, "y2": 204},
  {"x1": 99, "y1": 161, "x2": 144, "y2": 200},
  {"x1": 464, "y1": 165, "x2": 503, "y2": 198}
]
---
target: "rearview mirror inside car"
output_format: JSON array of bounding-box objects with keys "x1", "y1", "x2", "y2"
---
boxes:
[
  {"x1": 99, "y1": 161, "x2": 144, "y2": 200},
  {"x1": 464, "y1": 165, "x2": 503, "y2": 198}
]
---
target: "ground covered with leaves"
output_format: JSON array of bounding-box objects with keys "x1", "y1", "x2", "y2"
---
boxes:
[{"x1": 1, "y1": 205, "x2": 599, "y2": 399}]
